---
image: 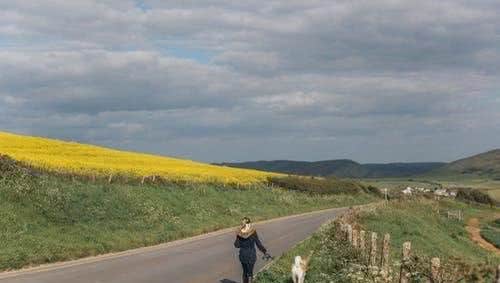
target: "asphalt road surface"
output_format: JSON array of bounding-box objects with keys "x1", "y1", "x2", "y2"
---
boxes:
[{"x1": 0, "y1": 207, "x2": 348, "y2": 283}]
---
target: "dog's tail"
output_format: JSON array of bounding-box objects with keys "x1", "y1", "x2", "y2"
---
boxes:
[{"x1": 302, "y1": 250, "x2": 314, "y2": 271}]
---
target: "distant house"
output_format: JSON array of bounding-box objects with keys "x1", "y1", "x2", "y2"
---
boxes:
[
  {"x1": 402, "y1": 187, "x2": 413, "y2": 195},
  {"x1": 434, "y1": 189, "x2": 448, "y2": 196}
]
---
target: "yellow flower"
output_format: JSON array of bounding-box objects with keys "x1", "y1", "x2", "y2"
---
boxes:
[{"x1": 0, "y1": 131, "x2": 280, "y2": 186}]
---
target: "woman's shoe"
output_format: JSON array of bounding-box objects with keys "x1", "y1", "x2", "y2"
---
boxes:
[{"x1": 248, "y1": 276, "x2": 253, "y2": 283}]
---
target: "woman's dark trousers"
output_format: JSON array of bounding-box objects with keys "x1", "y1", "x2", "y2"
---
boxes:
[{"x1": 241, "y1": 261, "x2": 255, "y2": 283}]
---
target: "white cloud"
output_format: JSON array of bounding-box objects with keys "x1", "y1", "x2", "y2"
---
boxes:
[{"x1": 0, "y1": 0, "x2": 499, "y2": 162}]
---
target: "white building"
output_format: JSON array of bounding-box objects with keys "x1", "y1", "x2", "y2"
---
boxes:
[
  {"x1": 402, "y1": 187, "x2": 413, "y2": 195},
  {"x1": 434, "y1": 189, "x2": 448, "y2": 196}
]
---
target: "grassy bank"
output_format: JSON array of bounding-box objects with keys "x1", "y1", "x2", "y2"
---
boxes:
[
  {"x1": 257, "y1": 200, "x2": 499, "y2": 283},
  {"x1": 359, "y1": 200, "x2": 498, "y2": 263},
  {"x1": 0, "y1": 169, "x2": 375, "y2": 271},
  {"x1": 481, "y1": 219, "x2": 500, "y2": 249},
  {"x1": 256, "y1": 221, "x2": 366, "y2": 283}
]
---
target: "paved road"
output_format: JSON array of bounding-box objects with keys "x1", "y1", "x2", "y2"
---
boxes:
[{"x1": 0, "y1": 207, "x2": 347, "y2": 283}]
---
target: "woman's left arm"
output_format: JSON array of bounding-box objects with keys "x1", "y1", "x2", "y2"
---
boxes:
[{"x1": 254, "y1": 232, "x2": 267, "y2": 254}]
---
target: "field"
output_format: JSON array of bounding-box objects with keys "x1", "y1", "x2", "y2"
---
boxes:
[
  {"x1": 361, "y1": 176, "x2": 500, "y2": 202},
  {"x1": 0, "y1": 131, "x2": 280, "y2": 186},
  {"x1": 360, "y1": 200, "x2": 498, "y2": 262},
  {"x1": 0, "y1": 160, "x2": 376, "y2": 271}
]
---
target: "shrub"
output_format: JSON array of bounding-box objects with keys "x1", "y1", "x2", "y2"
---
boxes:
[
  {"x1": 362, "y1": 185, "x2": 383, "y2": 197},
  {"x1": 456, "y1": 188, "x2": 497, "y2": 207},
  {"x1": 267, "y1": 176, "x2": 370, "y2": 195}
]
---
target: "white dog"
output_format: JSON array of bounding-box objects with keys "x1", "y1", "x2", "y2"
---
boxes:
[{"x1": 291, "y1": 252, "x2": 312, "y2": 283}]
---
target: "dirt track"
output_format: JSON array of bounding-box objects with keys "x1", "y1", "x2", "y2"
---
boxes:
[{"x1": 466, "y1": 218, "x2": 500, "y2": 254}]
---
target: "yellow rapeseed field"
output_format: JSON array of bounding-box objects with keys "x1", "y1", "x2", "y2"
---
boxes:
[{"x1": 0, "y1": 131, "x2": 280, "y2": 185}]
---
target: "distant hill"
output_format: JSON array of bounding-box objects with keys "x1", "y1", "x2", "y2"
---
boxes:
[
  {"x1": 439, "y1": 149, "x2": 500, "y2": 177},
  {"x1": 218, "y1": 160, "x2": 446, "y2": 178},
  {"x1": 221, "y1": 149, "x2": 500, "y2": 178}
]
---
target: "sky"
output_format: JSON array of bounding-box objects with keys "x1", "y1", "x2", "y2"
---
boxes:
[{"x1": 0, "y1": 1, "x2": 499, "y2": 163}]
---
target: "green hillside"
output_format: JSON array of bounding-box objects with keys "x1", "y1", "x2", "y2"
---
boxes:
[
  {"x1": 219, "y1": 160, "x2": 445, "y2": 178},
  {"x1": 440, "y1": 149, "x2": 500, "y2": 177},
  {"x1": 221, "y1": 149, "x2": 500, "y2": 179}
]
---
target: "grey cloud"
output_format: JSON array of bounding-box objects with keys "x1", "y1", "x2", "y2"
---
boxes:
[
  {"x1": 0, "y1": 50, "x2": 244, "y2": 113},
  {"x1": 0, "y1": 1, "x2": 499, "y2": 162}
]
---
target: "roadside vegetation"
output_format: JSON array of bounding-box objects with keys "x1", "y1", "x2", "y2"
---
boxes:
[
  {"x1": 0, "y1": 156, "x2": 377, "y2": 271},
  {"x1": 256, "y1": 222, "x2": 360, "y2": 283},
  {"x1": 268, "y1": 176, "x2": 382, "y2": 196},
  {"x1": 360, "y1": 200, "x2": 498, "y2": 262},
  {"x1": 257, "y1": 199, "x2": 499, "y2": 283}
]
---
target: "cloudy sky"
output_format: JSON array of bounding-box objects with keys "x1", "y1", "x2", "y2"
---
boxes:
[{"x1": 1, "y1": 1, "x2": 499, "y2": 163}]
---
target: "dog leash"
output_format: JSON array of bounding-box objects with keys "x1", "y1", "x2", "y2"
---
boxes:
[{"x1": 262, "y1": 253, "x2": 274, "y2": 261}]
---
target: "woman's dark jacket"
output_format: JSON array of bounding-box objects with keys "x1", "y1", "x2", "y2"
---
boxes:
[{"x1": 234, "y1": 230, "x2": 267, "y2": 263}]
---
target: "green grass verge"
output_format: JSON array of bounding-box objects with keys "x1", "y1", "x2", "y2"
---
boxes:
[
  {"x1": 256, "y1": 222, "x2": 363, "y2": 283},
  {"x1": 257, "y1": 200, "x2": 499, "y2": 283},
  {"x1": 0, "y1": 173, "x2": 375, "y2": 271},
  {"x1": 481, "y1": 228, "x2": 500, "y2": 249},
  {"x1": 359, "y1": 200, "x2": 499, "y2": 263},
  {"x1": 481, "y1": 219, "x2": 500, "y2": 249}
]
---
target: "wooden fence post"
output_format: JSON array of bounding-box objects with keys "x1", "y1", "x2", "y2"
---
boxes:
[
  {"x1": 381, "y1": 233, "x2": 391, "y2": 274},
  {"x1": 370, "y1": 232, "x2": 378, "y2": 266},
  {"x1": 152, "y1": 175, "x2": 156, "y2": 183},
  {"x1": 495, "y1": 264, "x2": 500, "y2": 283},
  {"x1": 334, "y1": 221, "x2": 342, "y2": 239},
  {"x1": 430, "y1": 257, "x2": 440, "y2": 283},
  {"x1": 352, "y1": 229, "x2": 359, "y2": 249},
  {"x1": 399, "y1": 241, "x2": 411, "y2": 283},
  {"x1": 347, "y1": 224, "x2": 353, "y2": 244},
  {"x1": 108, "y1": 174, "x2": 113, "y2": 184},
  {"x1": 141, "y1": 176, "x2": 146, "y2": 185},
  {"x1": 360, "y1": 230, "x2": 366, "y2": 261},
  {"x1": 341, "y1": 224, "x2": 348, "y2": 241}
]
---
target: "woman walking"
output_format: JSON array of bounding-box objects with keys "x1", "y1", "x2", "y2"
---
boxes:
[{"x1": 234, "y1": 217, "x2": 269, "y2": 283}]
